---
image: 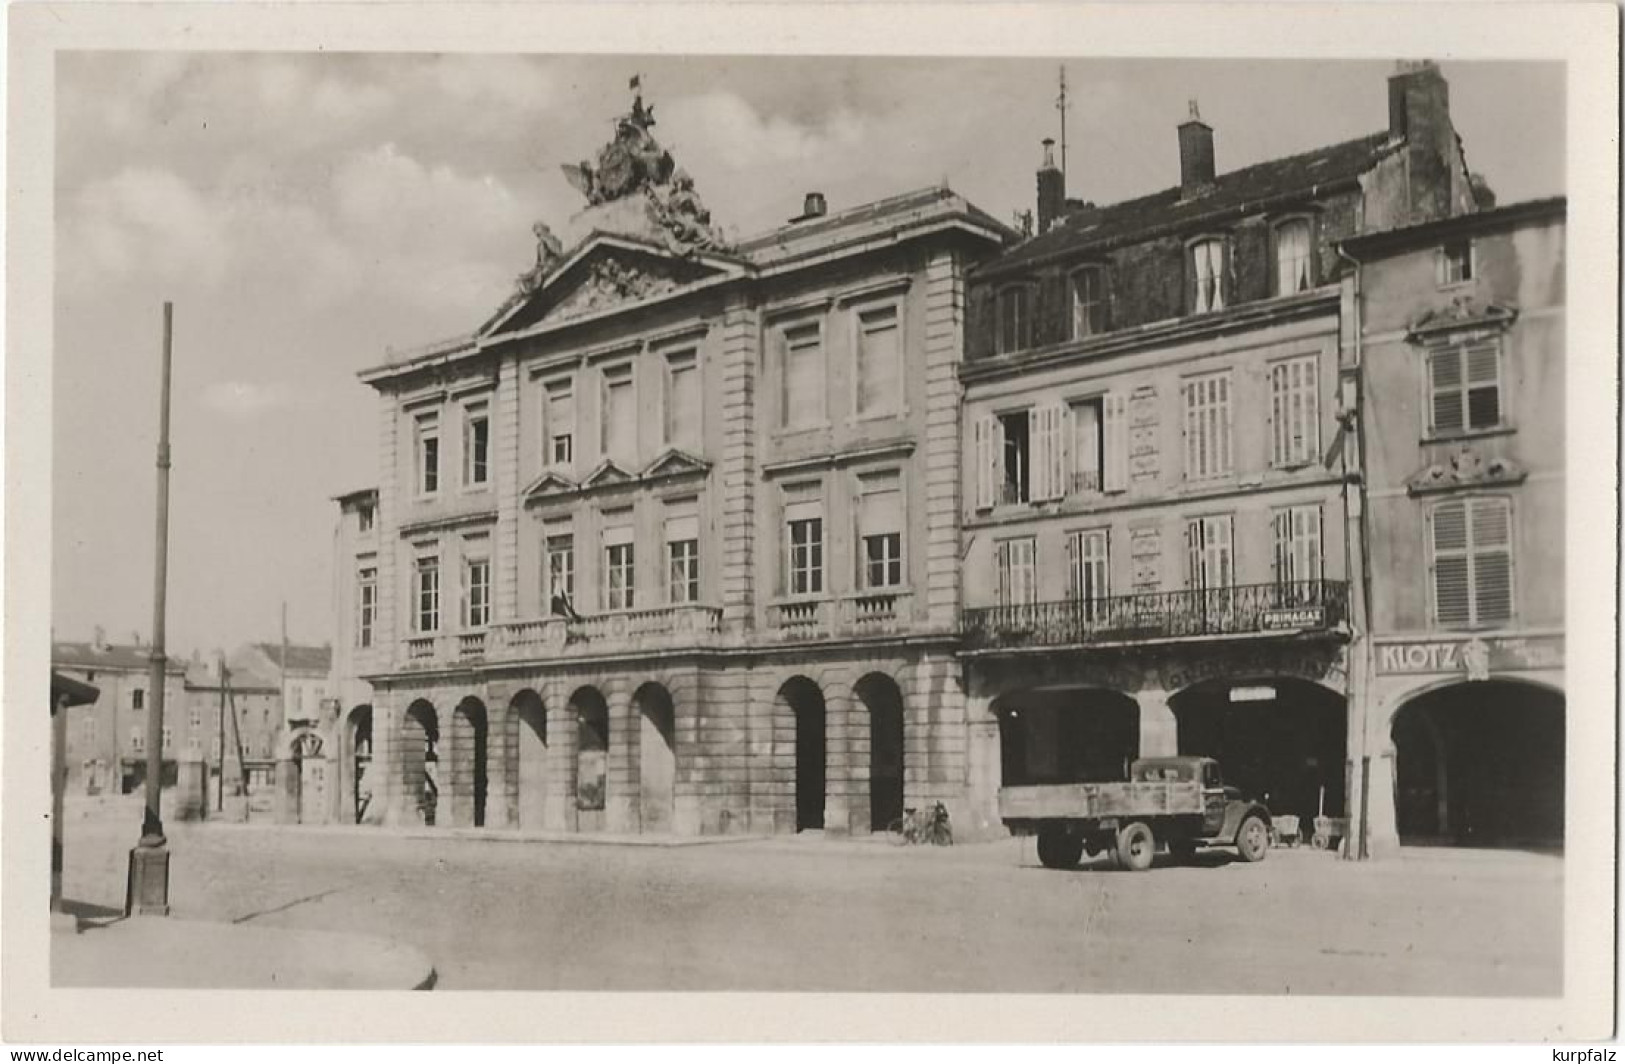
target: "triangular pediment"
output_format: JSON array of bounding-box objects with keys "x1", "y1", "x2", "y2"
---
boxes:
[
  {"x1": 582, "y1": 458, "x2": 638, "y2": 490},
  {"x1": 1406, "y1": 446, "x2": 1527, "y2": 496},
  {"x1": 521, "y1": 469, "x2": 579, "y2": 501},
  {"x1": 481, "y1": 237, "x2": 741, "y2": 339},
  {"x1": 643, "y1": 448, "x2": 712, "y2": 482},
  {"x1": 1407, "y1": 299, "x2": 1518, "y2": 341}
]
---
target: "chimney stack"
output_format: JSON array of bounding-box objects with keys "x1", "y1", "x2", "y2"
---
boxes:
[
  {"x1": 790, "y1": 191, "x2": 827, "y2": 224},
  {"x1": 1036, "y1": 138, "x2": 1065, "y2": 234},
  {"x1": 1386, "y1": 60, "x2": 1465, "y2": 223},
  {"x1": 1178, "y1": 99, "x2": 1215, "y2": 196}
]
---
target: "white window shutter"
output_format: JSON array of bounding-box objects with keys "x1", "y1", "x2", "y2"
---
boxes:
[
  {"x1": 1103, "y1": 391, "x2": 1130, "y2": 492},
  {"x1": 1029, "y1": 408, "x2": 1051, "y2": 502},
  {"x1": 1058, "y1": 402, "x2": 1075, "y2": 494},
  {"x1": 974, "y1": 416, "x2": 995, "y2": 510}
]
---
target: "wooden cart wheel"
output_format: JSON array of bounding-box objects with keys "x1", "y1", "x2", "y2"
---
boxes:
[
  {"x1": 1036, "y1": 826, "x2": 1084, "y2": 869},
  {"x1": 1236, "y1": 815, "x2": 1270, "y2": 862},
  {"x1": 1115, "y1": 821, "x2": 1156, "y2": 872}
]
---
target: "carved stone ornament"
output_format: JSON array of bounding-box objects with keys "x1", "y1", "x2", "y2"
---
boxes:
[
  {"x1": 1406, "y1": 446, "x2": 1526, "y2": 496},
  {"x1": 549, "y1": 258, "x2": 681, "y2": 321},
  {"x1": 1462, "y1": 636, "x2": 1492, "y2": 682},
  {"x1": 1405, "y1": 298, "x2": 1518, "y2": 342}
]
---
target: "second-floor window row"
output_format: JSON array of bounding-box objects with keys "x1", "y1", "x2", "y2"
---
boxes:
[{"x1": 975, "y1": 396, "x2": 1130, "y2": 509}]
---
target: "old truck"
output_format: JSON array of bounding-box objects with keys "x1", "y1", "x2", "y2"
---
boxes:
[{"x1": 1000, "y1": 756, "x2": 1272, "y2": 872}]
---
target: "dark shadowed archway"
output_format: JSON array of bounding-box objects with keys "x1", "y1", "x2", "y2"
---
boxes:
[
  {"x1": 778, "y1": 677, "x2": 826, "y2": 832},
  {"x1": 401, "y1": 699, "x2": 439, "y2": 826},
  {"x1": 855, "y1": 672, "x2": 905, "y2": 832},
  {"x1": 345, "y1": 704, "x2": 373, "y2": 825},
  {"x1": 450, "y1": 697, "x2": 490, "y2": 828},
  {"x1": 510, "y1": 689, "x2": 548, "y2": 831},
  {"x1": 571, "y1": 686, "x2": 609, "y2": 833},
  {"x1": 994, "y1": 688, "x2": 1139, "y2": 787}
]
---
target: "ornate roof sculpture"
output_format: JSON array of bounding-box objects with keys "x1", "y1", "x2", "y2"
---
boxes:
[{"x1": 513, "y1": 77, "x2": 729, "y2": 301}]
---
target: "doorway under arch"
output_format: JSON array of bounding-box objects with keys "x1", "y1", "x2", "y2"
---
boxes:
[
  {"x1": 1171, "y1": 677, "x2": 1346, "y2": 828},
  {"x1": 855, "y1": 673, "x2": 905, "y2": 832},
  {"x1": 634, "y1": 682, "x2": 677, "y2": 833},
  {"x1": 1391, "y1": 680, "x2": 1564, "y2": 850},
  {"x1": 571, "y1": 686, "x2": 609, "y2": 833},
  {"x1": 401, "y1": 700, "x2": 439, "y2": 827},
  {"x1": 450, "y1": 697, "x2": 490, "y2": 828},
  {"x1": 779, "y1": 677, "x2": 826, "y2": 832},
  {"x1": 345, "y1": 704, "x2": 373, "y2": 825}
]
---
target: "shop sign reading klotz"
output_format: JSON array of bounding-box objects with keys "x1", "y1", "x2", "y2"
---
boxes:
[{"x1": 1375, "y1": 634, "x2": 1563, "y2": 679}]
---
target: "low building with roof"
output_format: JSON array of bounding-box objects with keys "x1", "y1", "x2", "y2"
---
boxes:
[{"x1": 51, "y1": 631, "x2": 188, "y2": 795}]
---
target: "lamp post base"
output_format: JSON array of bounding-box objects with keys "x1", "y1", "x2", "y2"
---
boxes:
[{"x1": 125, "y1": 841, "x2": 170, "y2": 917}]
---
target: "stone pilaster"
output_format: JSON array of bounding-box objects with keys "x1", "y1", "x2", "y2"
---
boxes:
[
  {"x1": 375, "y1": 392, "x2": 400, "y2": 669},
  {"x1": 820, "y1": 667, "x2": 860, "y2": 835},
  {"x1": 604, "y1": 683, "x2": 636, "y2": 833},
  {"x1": 495, "y1": 355, "x2": 523, "y2": 628},
  {"x1": 717, "y1": 296, "x2": 759, "y2": 632},
  {"x1": 921, "y1": 249, "x2": 965, "y2": 629},
  {"x1": 1136, "y1": 687, "x2": 1178, "y2": 757}
]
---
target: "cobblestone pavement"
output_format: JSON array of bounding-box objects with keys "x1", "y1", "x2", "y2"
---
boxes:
[{"x1": 57, "y1": 816, "x2": 1562, "y2": 994}]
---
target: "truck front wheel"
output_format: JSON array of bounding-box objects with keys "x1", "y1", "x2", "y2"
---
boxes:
[
  {"x1": 1235, "y1": 815, "x2": 1269, "y2": 863},
  {"x1": 1036, "y1": 826, "x2": 1084, "y2": 869},
  {"x1": 1115, "y1": 821, "x2": 1156, "y2": 872}
]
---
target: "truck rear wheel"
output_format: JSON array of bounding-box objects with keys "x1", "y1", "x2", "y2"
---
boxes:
[
  {"x1": 1115, "y1": 821, "x2": 1156, "y2": 872},
  {"x1": 1036, "y1": 826, "x2": 1084, "y2": 869},
  {"x1": 1236, "y1": 815, "x2": 1269, "y2": 863}
]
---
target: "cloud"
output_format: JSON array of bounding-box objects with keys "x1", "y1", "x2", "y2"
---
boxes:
[
  {"x1": 663, "y1": 90, "x2": 870, "y2": 171},
  {"x1": 58, "y1": 166, "x2": 229, "y2": 291},
  {"x1": 200, "y1": 380, "x2": 298, "y2": 418}
]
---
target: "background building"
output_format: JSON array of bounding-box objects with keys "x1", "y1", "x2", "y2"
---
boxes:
[
  {"x1": 1341, "y1": 196, "x2": 1566, "y2": 855},
  {"x1": 331, "y1": 487, "x2": 383, "y2": 823},
  {"x1": 955, "y1": 61, "x2": 1481, "y2": 838},
  {"x1": 343, "y1": 87, "x2": 1013, "y2": 836},
  {"x1": 51, "y1": 631, "x2": 187, "y2": 795}
]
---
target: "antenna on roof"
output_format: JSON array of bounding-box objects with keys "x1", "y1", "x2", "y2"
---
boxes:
[{"x1": 1056, "y1": 65, "x2": 1071, "y2": 188}]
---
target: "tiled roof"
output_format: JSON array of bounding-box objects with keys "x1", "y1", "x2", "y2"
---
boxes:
[
  {"x1": 253, "y1": 643, "x2": 332, "y2": 674},
  {"x1": 979, "y1": 132, "x2": 1397, "y2": 277},
  {"x1": 52, "y1": 643, "x2": 186, "y2": 674},
  {"x1": 185, "y1": 660, "x2": 279, "y2": 691}
]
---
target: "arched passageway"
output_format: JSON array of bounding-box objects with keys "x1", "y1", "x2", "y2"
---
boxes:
[
  {"x1": 571, "y1": 687, "x2": 609, "y2": 833},
  {"x1": 510, "y1": 689, "x2": 548, "y2": 831},
  {"x1": 346, "y1": 704, "x2": 373, "y2": 824},
  {"x1": 1392, "y1": 680, "x2": 1564, "y2": 850},
  {"x1": 401, "y1": 700, "x2": 440, "y2": 827},
  {"x1": 995, "y1": 688, "x2": 1139, "y2": 786},
  {"x1": 855, "y1": 673, "x2": 905, "y2": 831},
  {"x1": 779, "y1": 677, "x2": 826, "y2": 832},
  {"x1": 450, "y1": 697, "x2": 489, "y2": 828},
  {"x1": 634, "y1": 683, "x2": 677, "y2": 833},
  {"x1": 1171, "y1": 677, "x2": 1346, "y2": 830}
]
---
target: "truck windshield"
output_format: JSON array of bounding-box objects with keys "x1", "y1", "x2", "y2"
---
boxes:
[{"x1": 1203, "y1": 764, "x2": 1222, "y2": 787}]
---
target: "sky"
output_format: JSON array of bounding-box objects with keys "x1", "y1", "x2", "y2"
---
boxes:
[{"x1": 51, "y1": 54, "x2": 1565, "y2": 655}]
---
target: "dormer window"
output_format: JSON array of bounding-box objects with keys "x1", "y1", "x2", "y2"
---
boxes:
[
  {"x1": 1439, "y1": 240, "x2": 1474, "y2": 286},
  {"x1": 1189, "y1": 237, "x2": 1228, "y2": 314},
  {"x1": 1273, "y1": 219, "x2": 1314, "y2": 296},
  {"x1": 995, "y1": 285, "x2": 1033, "y2": 354},
  {"x1": 1069, "y1": 266, "x2": 1108, "y2": 339}
]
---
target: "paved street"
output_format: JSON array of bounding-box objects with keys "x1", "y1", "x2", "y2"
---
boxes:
[{"x1": 58, "y1": 816, "x2": 1561, "y2": 995}]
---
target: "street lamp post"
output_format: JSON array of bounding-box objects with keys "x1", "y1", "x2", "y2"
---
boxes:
[{"x1": 127, "y1": 302, "x2": 174, "y2": 917}]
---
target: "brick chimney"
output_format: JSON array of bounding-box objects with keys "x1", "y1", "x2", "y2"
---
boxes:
[
  {"x1": 1178, "y1": 99, "x2": 1215, "y2": 195},
  {"x1": 1387, "y1": 60, "x2": 1467, "y2": 223},
  {"x1": 1036, "y1": 138, "x2": 1065, "y2": 234}
]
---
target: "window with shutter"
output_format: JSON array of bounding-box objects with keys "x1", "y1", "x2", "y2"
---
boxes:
[
  {"x1": 603, "y1": 523, "x2": 636, "y2": 611},
  {"x1": 1069, "y1": 398, "x2": 1103, "y2": 495},
  {"x1": 1030, "y1": 403, "x2": 1067, "y2": 501},
  {"x1": 1190, "y1": 238, "x2": 1227, "y2": 313},
  {"x1": 785, "y1": 493, "x2": 825, "y2": 597},
  {"x1": 996, "y1": 287, "x2": 1031, "y2": 353},
  {"x1": 1274, "y1": 220, "x2": 1313, "y2": 296},
  {"x1": 1067, "y1": 529, "x2": 1110, "y2": 619},
  {"x1": 1270, "y1": 357, "x2": 1320, "y2": 467},
  {"x1": 1429, "y1": 497, "x2": 1513, "y2": 627},
  {"x1": 855, "y1": 305, "x2": 902, "y2": 416},
  {"x1": 998, "y1": 537, "x2": 1038, "y2": 608},
  {"x1": 997, "y1": 411, "x2": 1031, "y2": 504},
  {"x1": 664, "y1": 349, "x2": 700, "y2": 449},
  {"x1": 1183, "y1": 372, "x2": 1233, "y2": 480},
  {"x1": 1271, "y1": 506, "x2": 1322, "y2": 605},
  {"x1": 601, "y1": 364, "x2": 636, "y2": 464},
  {"x1": 1070, "y1": 267, "x2": 1108, "y2": 338},
  {"x1": 1428, "y1": 338, "x2": 1503, "y2": 435},
  {"x1": 857, "y1": 472, "x2": 904, "y2": 589},
  {"x1": 1103, "y1": 391, "x2": 1131, "y2": 492},
  {"x1": 782, "y1": 322, "x2": 825, "y2": 428},
  {"x1": 545, "y1": 377, "x2": 575, "y2": 468},
  {"x1": 973, "y1": 415, "x2": 1000, "y2": 510}
]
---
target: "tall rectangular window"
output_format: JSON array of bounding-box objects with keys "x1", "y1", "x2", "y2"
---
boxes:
[
  {"x1": 545, "y1": 531, "x2": 576, "y2": 613},
  {"x1": 603, "y1": 523, "x2": 635, "y2": 611},
  {"x1": 1429, "y1": 339, "x2": 1502, "y2": 435},
  {"x1": 1439, "y1": 241, "x2": 1474, "y2": 285},
  {"x1": 463, "y1": 403, "x2": 490, "y2": 486},
  {"x1": 356, "y1": 567, "x2": 377, "y2": 648},
  {"x1": 545, "y1": 378, "x2": 575, "y2": 468},
  {"x1": 665, "y1": 513, "x2": 700, "y2": 604},
  {"x1": 1270, "y1": 356, "x2": 1320, "y2": 467},
  {"x1": 1275, "y1": 220, "x2": 1313, "y2": 296},
  {"x1": 1067, "y1": 529, "x2": 1110, "y2": 616},
  {"x1": 1187, "y1": 515, "x2": 1234, "y2": 592},
  {"x1": 785, "y1": 497, "x2": 824, "y2": 597},
  {"x1": 132, "y1": 688, "x2": 144, "y2": 711},
  {"x1": 1271, "y1": 506, "x2": 1323, "y2": 604},
  {"x1": 358, "y1": 504, "x2": 374, "y2": 534},
  {"x1": 415, "y1": 554, "x2": 440, "y2": 633},
  {"x1": 996, "y1": 287, "x2": 1031, "y2": 353},
  {"x1": 415, "y1": 413, "x2": 440, "y2": 496},
  {"x1": 997, "y1": 410, "x2": 1031, "y2": 504},
  {"x1": 601, "y1": 365, "x2": 636, "y2": 465},
  {"x1": 1190, "y1": 238, "x2": 1227, "y2": 313},
  {"x1": 781, "y1": 322, "x2": 825, "y2": 427},
  {"x1": 1430, "y1": 497, "x2": 1513, "y2": 627},
  {"x1": 995, "y1": 537, "x2": 1038, "y2": 608},
  {"x1": 1070, "y1": 398, "x2": 1103, "y2": 494},
  {"x1": 131, "y1": 727, "x2": 144, "y2": 754},
  {"x1": 857, "y1": 472, "x2": 904, "y2": 590},
  {"x1": 664, "y1": 349, "x2": 700, "y2": 449},
  {"x1": 1070, "y1": 268, "x2": 1107, "y2": 338},
  {"x1": 162, "y1": 726, "x2": 172, "y2": 750},
  {"x1": 855, "y1": 304, "x2": 902, "y2": 416},
  {"x1": 1183, "y1": 371, "x2": 1233, "y2": 480},
  {"x1": 463, "y1": 553, "x2": 491, "y2": 628}
]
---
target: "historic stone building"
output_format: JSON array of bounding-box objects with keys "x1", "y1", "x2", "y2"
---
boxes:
[
  {"x1": 1340, "y1": 196, "x2": 1566, "y2": 855},
  {"x1": 51, "y1": 634, "x2": 188, "y2": 796},
  {"x1": 341, "y1": 88, "x2": 1014, "y2": 835},
  {"x1": 955, "y1": 61, "x2": 1482, "y2": 839}
]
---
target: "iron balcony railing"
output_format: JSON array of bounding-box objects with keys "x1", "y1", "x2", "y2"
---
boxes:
[{"x1": 963, "y1": 580, "x2": 1348, "y2": 650}]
